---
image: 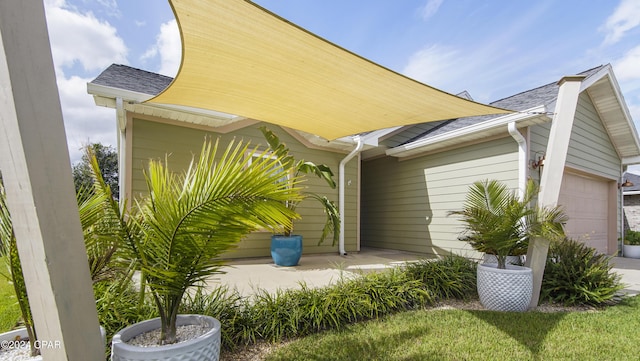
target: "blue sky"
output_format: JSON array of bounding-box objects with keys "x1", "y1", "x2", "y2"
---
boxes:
[{"x1": 43, "y1": 0, "x2": 640, "y2": 166}]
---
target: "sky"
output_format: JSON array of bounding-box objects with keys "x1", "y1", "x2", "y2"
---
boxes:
[{"x1": 42, "y1": 0, "x2": 640, "y2": 169}]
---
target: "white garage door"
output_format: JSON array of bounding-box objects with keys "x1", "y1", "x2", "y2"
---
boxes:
[{"x1": 558, "y1": 172, "x2": 611, "y2": 254}]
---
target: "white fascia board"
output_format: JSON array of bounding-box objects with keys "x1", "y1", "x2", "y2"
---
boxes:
[
  {"x1": 624, "y1": 191, "x2": 640, "y2": 196},
  {"x1": 623, "y1": 156, "x2": 640, "y2": 166},
  {"x1": 87, "y1": 83, "x2": 238, "y2": 121},
  {"x1": 582, "y1": 65, "x2": 640, "y2": 156},
  {"x1": 87, "y1": 82, "x2": 153, "y2": 103},
  {"x1": 386, "y1": 105, "x2": 548, "y2": 157}
]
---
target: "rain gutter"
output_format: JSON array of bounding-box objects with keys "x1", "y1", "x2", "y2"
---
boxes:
[
  {"x1": 339, "y1": 136, "x2": 363, "y2": 255},
  {"x1": 508, "y1": 122, "x2": 528, "y2": 198}
]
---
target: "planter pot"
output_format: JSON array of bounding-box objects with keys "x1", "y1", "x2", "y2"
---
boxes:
[
  {"x1": 111, "y1": 314, "x2": 221, "y2": 361},
  {"x1": 271, "y1": 235, "x2": 303, "y2": 267},
  {"x1": 623, "y1": 244, "x2": 640, "y2": 259},
  {"x1": 477, "y1": 263, "x2": 533, "y2": 312},
  {"x1": 0, "y1": 326, "x2": 105, "y2": 360},
  {"x1": 483, "y1": 254, "x2": 523, "y2": 266}
]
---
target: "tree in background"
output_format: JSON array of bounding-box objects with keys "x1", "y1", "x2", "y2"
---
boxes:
[{"x1": 73, "y1": 143, "x2": 118, "y2": 199}]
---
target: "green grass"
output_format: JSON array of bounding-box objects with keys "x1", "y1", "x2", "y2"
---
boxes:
[
  {"x1": 0, "y1": 258, "x2": 22, "y2": 332},
  {"x1": 265, "y1": 296, "x2": 640, "y2": 361}
]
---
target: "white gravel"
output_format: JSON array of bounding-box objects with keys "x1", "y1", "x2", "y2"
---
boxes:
[
  {"x1": 0, "y1": 348, "x2": 41, "y2": 361},
  {"x1": 126, "y1": 324, "x2": 210, "y2": 347}
]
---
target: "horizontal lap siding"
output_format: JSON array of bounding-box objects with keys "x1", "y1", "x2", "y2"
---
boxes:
[
  {"x1": 362, "y1": 137, "x2": 518, "y2": 257},
  {"x1": 566, "y1": 93, "x2": 620, "y2": 179},
  {"x1": 130, "y1": 118, "x2": 358, "y2": 258},
  {"x1": 529, "y1": 93, "x2": 621, "y2": 248}
]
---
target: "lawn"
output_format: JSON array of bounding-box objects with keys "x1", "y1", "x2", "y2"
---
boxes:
[
  {"x1": 264, "y1": 296, "x2": 640, "y2": 361},
  {"x1": 0, "y1": 257, "x2": 22, "y2": 332}
]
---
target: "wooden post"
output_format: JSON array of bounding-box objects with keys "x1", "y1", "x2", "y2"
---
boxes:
[
  {"x1": 0, "y1": 2, "x2": 104, "y2": 360},
  {"x1": 526, "y1": 75, "x2": 585, "y2": 309}
]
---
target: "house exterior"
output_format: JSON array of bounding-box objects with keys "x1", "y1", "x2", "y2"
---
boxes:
[
  {"x1": 89, "y1": 63, "x2": 640, "y2": 260},
  {"x1": 361, "y1": 64, "x2": 640, "y2": 257},
  {"x1": 623, "y1": 172, "x2": 640, "y2": 231},
  {"x1": 88, "y1": 65, "x2": 363, "y2": 259}
]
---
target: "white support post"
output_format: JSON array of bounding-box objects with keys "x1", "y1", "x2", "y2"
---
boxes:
[
  {"x1": 526, "y1": 75, "x2": 585, "y2": 309},
  {"x1": 0, "y1": 2, "x2": 104, "y2": 360}
]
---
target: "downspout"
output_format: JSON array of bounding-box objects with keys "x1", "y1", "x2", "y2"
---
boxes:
[
  {"x1": 621, "y1": 164, "x2": 625, "y2": 257},
  {"x1": 508, "y1": 122, "x2": 527, "y2": 198},
  {"x1": 116, "y1": 97, "x2": 126, "y2": 207},
  {"x1": 339, "y1": 136, "x2": 363, "y2": 255}
]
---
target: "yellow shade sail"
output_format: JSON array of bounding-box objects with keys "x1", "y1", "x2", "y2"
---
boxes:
[{"x1": 149, "y1": 0, "x2": 511, "y2": 140}]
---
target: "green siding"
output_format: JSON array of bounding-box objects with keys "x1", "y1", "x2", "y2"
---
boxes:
[
  {"x1": 362, "y1": 137, "x2": 518, "y2": 257},
  {"x1": 566, "y1": 93, "x2": 621, "y2": 179},
  {"x1": 530, "y1": 94, "x2": 620, "y2": 180},
  {"x1": 130, "y1": 118, "x2": 358, "y2": 259}
]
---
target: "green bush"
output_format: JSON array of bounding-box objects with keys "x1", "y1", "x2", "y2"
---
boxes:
[
  {"x1": 624, "y1": 230, "x2": 640, "y2": 245},
  {"x1": 177, "y1": 257, "x2": 485, "y2": 350},
  {"x1": 541, "y1": 238, "x2": 623, "y2": 306},
  {"x1": 94, "y1": 281, "x2": 156, "y2": 345},
  {"x1": 404, "y1": 255, "x2": 477, "y2": 301},
  {"x1": 180, "y1": 286, "x2": 255, "y2": 350}
]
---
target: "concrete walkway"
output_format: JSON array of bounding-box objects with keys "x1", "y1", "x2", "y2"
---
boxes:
[
  {"x1": 208, "y1": 248, "x2": 640, "y2": 298},
  {"x1": 611, "y1": 256, "x2": 640, "y2": 295},
  {"x1": 209, "y1": 248, "x2": 425, "y2": 297}
]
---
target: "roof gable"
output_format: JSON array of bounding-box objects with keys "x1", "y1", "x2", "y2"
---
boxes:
[{"x1": 91, "y1": 64, "x2": 172, "y2": 95}]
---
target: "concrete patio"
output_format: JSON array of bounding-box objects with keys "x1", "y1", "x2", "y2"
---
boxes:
[{"x1": 207, "y1": 248, "x2": 640, "y2": 298}]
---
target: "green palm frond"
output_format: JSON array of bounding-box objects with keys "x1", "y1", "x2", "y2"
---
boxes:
[
  {"x1": 259, "y1": 126, "x2": 341, "y2": 243},
  {"x1": 449, "y1": 179, "x2": 567, "y2": 269},
  {"x1": 98, "y1": 137, "x2": 304, "y2": 344}
]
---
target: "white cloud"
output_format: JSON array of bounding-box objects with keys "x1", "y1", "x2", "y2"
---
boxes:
[
  {"x1": 600, "y1": 0, "x2": 640, "y2": 45},
  {"x1": 615, "y1": 45, "x2": 640, "y2": 81},
  {"x1": 402, "y1": 44, "x2": 460, "y2": 89},
  {"x1": 45, "y1": 2, "x2": 127, "y2": 73},
  {"x1": 43, "y1": 0, "x2": 127, "y2": 163},
  {"x1": 419, "y1": 0, "x2": 444, "y2": 21},
  {"x1": 57, "y1": 75, "x2": 117, "y2": 163},
  {"x1": 142, "y1": 19, "x2": 181, "y2": 77}
]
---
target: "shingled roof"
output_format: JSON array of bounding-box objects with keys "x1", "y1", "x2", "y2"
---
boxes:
[
  {"x1": 398, "y1": 65, "x2": 606, "y2": 146},
  {"x1": 90, "y1": 64, "x2": 172, "y2": 95}
]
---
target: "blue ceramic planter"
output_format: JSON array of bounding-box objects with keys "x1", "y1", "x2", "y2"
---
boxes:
[{"x1": 271, "y1": 235, "x2": 303, "y2": 266}]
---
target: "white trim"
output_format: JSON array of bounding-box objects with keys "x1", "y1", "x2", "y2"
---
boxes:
[
  {"x1": 508, "y1": 122, "x2": 528, "y2": 198},
  {"x1": 386, "y1": 105, "x2": 548, "y2": 157},
  {"x1": 88, "y1": 82, "x2": 239, "y2": 121},
  {"x1": 339, "y1": 136, "x2": 363, "y2": 255}
]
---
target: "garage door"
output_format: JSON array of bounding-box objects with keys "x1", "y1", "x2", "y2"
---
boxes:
[{"x1": 558, "y1": 172, "x2": 612, "y2": 254}]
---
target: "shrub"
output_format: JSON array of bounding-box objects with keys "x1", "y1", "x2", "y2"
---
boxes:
[
  {"x1": 404, "y1": 255, "x2": 478, "y2": 301},
  {"x1": 623, "y1": 230, "x2": 640, "y2": 245},
  {"x1": 180, "y1": 286, "x2": 255, "y2": 350},
  {"x1": 94, "y1": 281, "x2": 156, "y2": 346},
  {"x1": 541, "y1": 238, "x2": 623, "y2": 306}
]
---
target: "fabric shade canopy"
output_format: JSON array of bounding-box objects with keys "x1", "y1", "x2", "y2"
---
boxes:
[{"x1": 149, "y1": 0, "x2": 512, "y2": 140}]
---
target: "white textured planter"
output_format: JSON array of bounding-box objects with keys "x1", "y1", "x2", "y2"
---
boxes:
[
  {"x1": 0, "y1": 328, "x2": 43, "y2": 361},
  {"x1": 623, "y1": 245, "x2": 640, "y2": 259},
  {"x1": 477, "y1": 263, "x2": 533, "y2": 312},
  {"x1": 111, "y1": 314, "x2": 221, "y2": 361},
  {"x1": 482, "y1": 254, "x2": 522, "y2": 266},
  {"x1": 0, "y1": 326, "x2": 105, "y2": 360}
]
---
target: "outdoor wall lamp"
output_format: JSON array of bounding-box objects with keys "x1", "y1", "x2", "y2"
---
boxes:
[
  {"x1": 619, "y1": 179, "x2": 634, "y2": 189},
  {"x1": 530, "y1": 154, "x2": 545, "y2": 169}
]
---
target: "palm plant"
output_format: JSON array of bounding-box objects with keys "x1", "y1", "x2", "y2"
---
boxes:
[
  {"x1": 87, "y1": 138, "x2": 302, "y2": 345},
  {"x1": 449, "y1": 179, "x2": 567, "y2": 269},
  {"x1": 260, "y1": 126, "x2": 340, "y2": 245},
  {"x1": 0, "y1": 166, "x2": 121, "y2": 356},
  {"x1": 0, "y1": 180, "x2": 38, "y2": 356}
]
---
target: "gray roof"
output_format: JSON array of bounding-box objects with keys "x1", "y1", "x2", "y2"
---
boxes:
[
  {"x1": 398, "y1": 65, "x2": 606, "y2": 145},
  {"x1": 623, "y1": 172, "x2": 640, "y2": 193},
  {"x1": 90, "y1": 64, "x2": 172, "y2": 95}
]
